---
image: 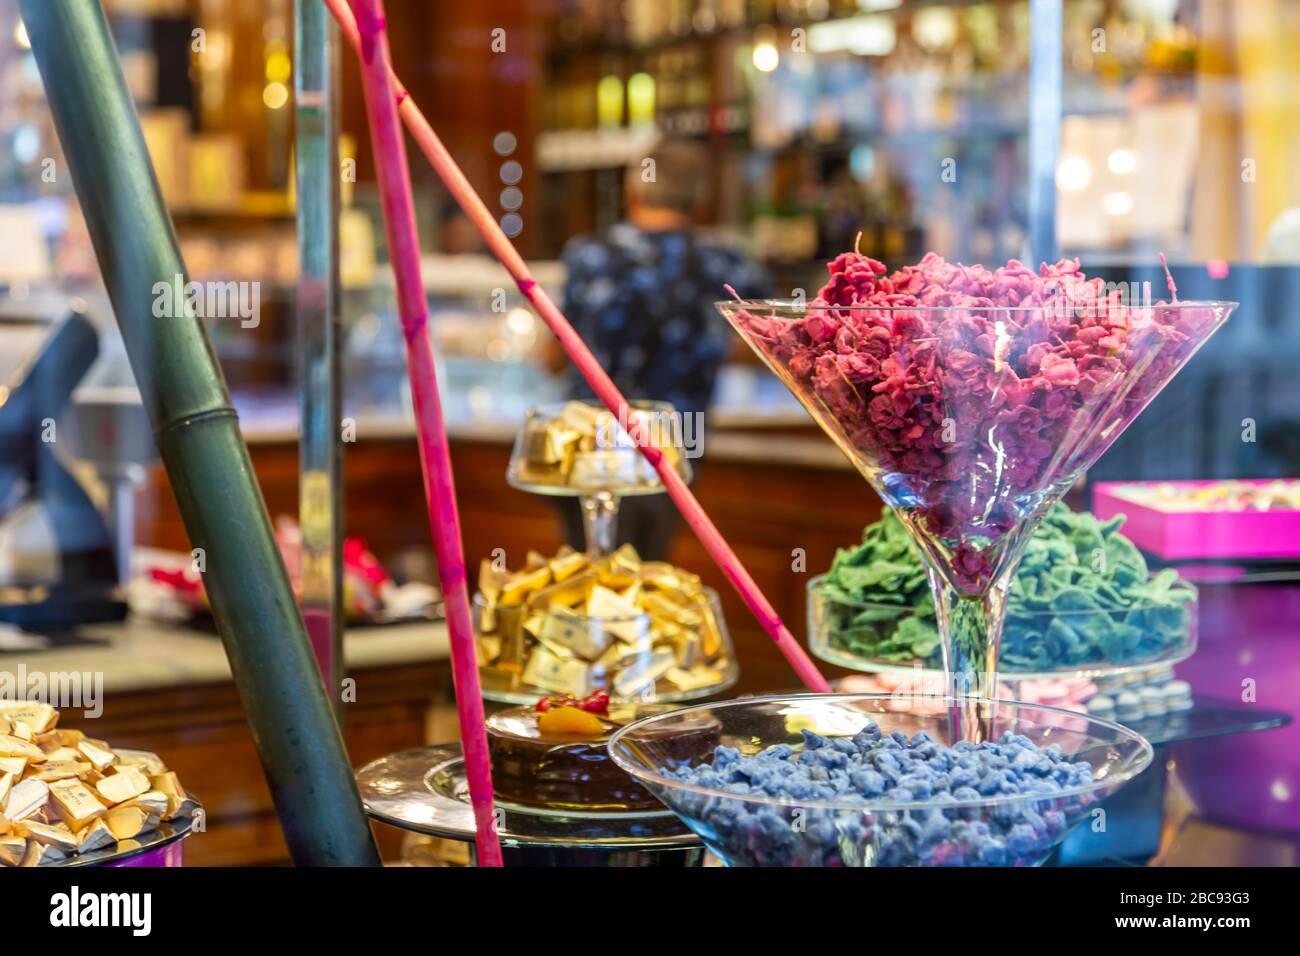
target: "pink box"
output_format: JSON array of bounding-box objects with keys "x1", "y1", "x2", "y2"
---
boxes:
[{"x1": 1093, "y1": 480, "x2": 1300, "y2": 560}]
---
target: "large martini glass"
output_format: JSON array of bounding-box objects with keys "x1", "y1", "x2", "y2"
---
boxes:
[{"x1": 718, "y1": 297, "x2": 1234, "y2": 736}]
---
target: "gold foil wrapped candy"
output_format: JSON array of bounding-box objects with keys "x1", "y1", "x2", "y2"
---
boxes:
[
  {"x1": 508, "y1": 401, "x2": 688, "y2": 493},
  {"x1": 0, "y1": 701, "x2": 197, "y2": 867},
  {"x1": 476, "y1": 544, "x2": 735, "y2": 700}
]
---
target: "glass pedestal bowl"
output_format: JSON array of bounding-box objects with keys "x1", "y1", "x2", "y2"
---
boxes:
[
  {"x1": 506, "y1": 399, "x2": 693, "y2": 556},
  {"x1": 608, "y1": 693, "x2": 1152, "y2": 866},
  {"x1": 476, "y1": 585, "x2": 738, "y2": 704},
  {"x1": 808, "y1": 574, "x2": 1199, "y2": 680}
]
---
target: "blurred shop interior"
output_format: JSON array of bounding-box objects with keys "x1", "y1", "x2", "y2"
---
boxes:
[{"x1": 2, "y1": 0, "x2": 1300, "y2": 865}]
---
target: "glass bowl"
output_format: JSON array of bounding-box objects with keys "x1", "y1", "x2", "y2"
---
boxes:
[
  {"x1": 608, "y1": 693, "x2": 1153, "y2": 866},
  {"x1": 476, "y1": 585, "x2": 738, "y2": 704},
  {"x1": 808, "y1": 574, "x2": 1197, "y2": 680}
]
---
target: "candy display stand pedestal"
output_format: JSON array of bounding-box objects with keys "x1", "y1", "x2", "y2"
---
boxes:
[
  {"x1": 357, "y1": 746, "x2": 705, "y2": 867},
  {"x1": 57, "y1": 803, "x2": 203, "y2": 868},
  {"x1": 505, "y1": 400, "x2": 694, "y2": 558}
]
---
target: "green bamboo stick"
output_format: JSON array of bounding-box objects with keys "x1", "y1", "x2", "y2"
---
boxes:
[{"x1": 21, "y1": 0, "x2": 380, "y2": 867}]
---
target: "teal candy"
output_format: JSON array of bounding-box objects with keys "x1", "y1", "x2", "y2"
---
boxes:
[{"x1": 816, "y1": 503, "x2": 1196, "y2": 671}]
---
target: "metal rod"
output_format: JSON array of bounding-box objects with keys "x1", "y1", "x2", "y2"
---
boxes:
[
  {"x1": 1028, "y1": 0, "x2": 1063, "y2": 265},
  {"x1": 21, "y1": 0, "x2": 380, "y2": 867},
  {"x1": 295, "y1": 0, "x2": 344, "y2": 709}
]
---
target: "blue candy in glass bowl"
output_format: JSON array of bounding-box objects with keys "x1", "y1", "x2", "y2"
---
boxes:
[{"x1": 608, "y1": 693, "x2": 1152, "y2": 866}]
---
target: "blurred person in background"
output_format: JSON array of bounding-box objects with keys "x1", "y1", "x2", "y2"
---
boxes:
[{"x1": 544, "y1": 139, "x2": 770, "y2": 559}]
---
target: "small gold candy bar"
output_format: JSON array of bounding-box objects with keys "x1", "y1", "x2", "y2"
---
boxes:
[
  {"x1": 0, "y1": 772, "x2": 12, "y2": 806},
  {"x1": 19, "y1": 838, "x2": 53, "y2": 866},
  {"x1": 591, "y1": 641, "x2": 640, "y2": 676},
  {"x1": 0, "y1": 735, "x2": 47, "y2": 763},
  {"x1": 0, "y1": 757, "x2": 25, "y2": 776},
  {"x1": 151, "y1": 774, "x2": 196, "y2": 820},
  {"x1": 522, "y1": 613, "x2": 561, "y2": 656},
  {"x1": 612, "y1": 648, "x2": 677, "y2": 699},
  {"x1": 19, "y1": 820, "x2": 78, "y2": 855},
  {"x1": 521, "y1": 645, "x2": 591, "y2": 697},
  {"x1": 5, "y1": 778, "x2": 50, "y2": 821},
  {"x1": 111, "y1": 749, "x2": 168, "y2": 776},
  {"x1": 10, "y1": 721, "x2": 33, "y2": 742},
  {"x1": 521, "y1": 419, "x2": 562, "y2": 466},
  {"x1": 662, "y1": 629, "x2": 700, "y2": 669},
  {"x1": 119, "y1": 791, "x2": 168, "y2": 823},
  {"x1": 76, "y1": 739, "x2": 116, "y2": 771},
  {"x1": 537, "y1": 606, "x2": 609, "y2": 661},
  {"x1": 0, "y1": 715, "x2": 8, "y2": 736},
  {"x1": 0, "y1": 834, "x2": 25, "y2": 866},
  {"x1": 560, "y1": 400, "x2": 603, "y2": 435},
  {"x1": 0, "y1": 702, "x2": 58, "y2": 734},
  {"x1": 32, "y1": 761, "x2": 92, "y2": 783},
  {"x1": 594, "y1": 544, "x2": 641, "y2": 590},
  {"x1": 493, "y1": 604, "x2": 528, "y2": 671},
  {"x1": 49, "y1": 781, "x2": 107, "y2": 831},
  {"x1": 641, "y1": 562, "x2": 682, "y2": 590},
  {"x1": 76, "y1": 818, "x2": 115, "y2": 853},
  {"x1": 547, "y1": 548, "x2": 588, "y2": 583},
  {"x1": 698, "y1": 600, "x2": 724, "y2": 658},
  {"x1": 475, "y1": 634, "x2": 502, "y2": 667},
  {"x1": 477, "y1": 601, "x2": 498, "y2": 635},
  {"x1": 150, "y1": 772, "x2": 186, "y2": 799},
  {"x1": 498, "y1": 566, "x2": 552, "y2": 606},
  {"x1": 94, "y1": 766, "x2": 151, "y2": 806},
  {"x1": 478, "y1": 559, "x2": 512, "y2": 606},
  {"x1": 103, "y1": 806, "x2": 150, "y2": 841},
  {"x1": 586, "y1": 585, "x2": 650, "y2": 644},
  {"x1": 525, "y1": 571, "x2": 596, "y2": 612},
  {"x1": 36, "y1": 728, "x2": 84, "y2": 752},
  {"x1": 641, "y1": 591, "x2": 703, "y2": 630}
]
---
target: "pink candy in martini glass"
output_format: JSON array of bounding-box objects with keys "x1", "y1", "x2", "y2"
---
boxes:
[{"x1": 718, "y1": 251, "x2": 1234, "y2": 735}]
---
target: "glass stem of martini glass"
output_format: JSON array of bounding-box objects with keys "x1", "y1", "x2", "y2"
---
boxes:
[
  {"x1": 927, "y1": 566, "x2": 1011, "y2": 742},
  {"x1": 579, "y1": 491, "x2": 619, "y2": 557}
]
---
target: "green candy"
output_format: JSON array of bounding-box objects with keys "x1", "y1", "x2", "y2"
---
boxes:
[{"x1": 814, "y1": 503, "x2": 1196, "y2": 672}]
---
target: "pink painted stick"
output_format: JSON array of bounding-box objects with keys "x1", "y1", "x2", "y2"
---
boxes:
[
  {"x1": 348, "y1": 0, "x2": 503, "y2": 866},
  {"x1": 322, "y1": 0, "x2": 830, "y2": 693}
]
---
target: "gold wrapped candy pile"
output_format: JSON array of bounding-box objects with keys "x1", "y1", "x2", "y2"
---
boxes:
[
  {"x1": 477, "y1": 544, "x2": 731, "y2": 699},
  {"x1": 510, "y1": 401, "x2": 685, "y2": 492},
  {"x1": 0, "y1": 701, "x2": 197, "y2": 867}
]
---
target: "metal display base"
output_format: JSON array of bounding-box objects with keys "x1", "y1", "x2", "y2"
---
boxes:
[
  {"x1": 55, "y1": 804, "x2": 202, "y2": 868},
  {"x1": 357, "y1": 745, "x2": 704, "y2": 867}
]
